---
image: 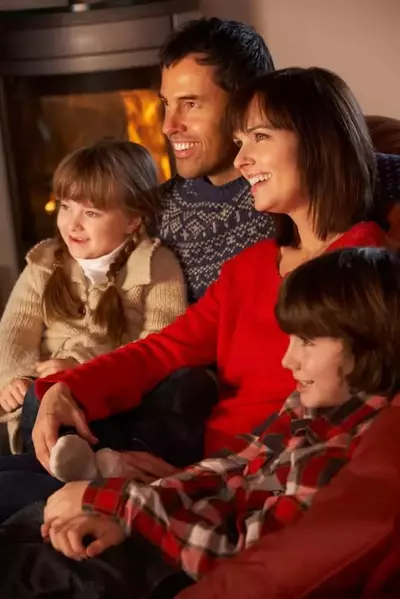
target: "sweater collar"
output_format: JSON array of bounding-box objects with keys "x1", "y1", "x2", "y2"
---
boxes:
[
  {"x1": 26, "y1": 236, "x2": 161, "y2": 289},
  {"x1": 173, "y1": 175, "x2": 249, "y2": 204}
]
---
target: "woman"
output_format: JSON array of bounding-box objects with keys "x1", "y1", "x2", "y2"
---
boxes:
[{"x1": 31, "y1": 67, "x2": 388, "y2": 478}]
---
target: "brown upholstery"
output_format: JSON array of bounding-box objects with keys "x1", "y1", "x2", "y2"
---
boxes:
[{"x1": 366, "y1": 115, "x2": 400, "y2": 155}]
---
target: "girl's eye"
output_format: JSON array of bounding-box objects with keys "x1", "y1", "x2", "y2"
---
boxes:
[
  {"x1": 233, "y1": 138, "x2": 242, "y2": 148},
  {"x1": 300, "y1": 337, "x2": 314, "y2": 347},
  {"x1": 85, "y1": 210, "x2": 100, "y2": 218},
  {"x1": 59, "y1": 202, "x2": 69, "y2": 211}
]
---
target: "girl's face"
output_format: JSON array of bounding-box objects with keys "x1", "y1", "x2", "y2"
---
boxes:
[
  {"x1": 233, "y1": 97, "x2": 308, "y2": 216},
  {"x1": 57, "y1": 200, "x2": 140, "y2": 259},
  {"x1": 282, "y1": 335, "x2": 354, "y2": 409}
]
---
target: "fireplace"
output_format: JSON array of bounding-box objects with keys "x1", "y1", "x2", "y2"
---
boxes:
[{"x1": 0, "y1": 0, "x2": 200, "y2": 307}]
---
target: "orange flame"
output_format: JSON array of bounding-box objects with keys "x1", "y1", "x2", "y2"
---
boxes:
[{"x1": 120, "y1": 89, "x2": 171, "y2": 182}]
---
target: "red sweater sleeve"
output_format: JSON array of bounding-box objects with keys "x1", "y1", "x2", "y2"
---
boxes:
[{"x1": 35, "y1": 277, "x2": 221, "y2": 422}]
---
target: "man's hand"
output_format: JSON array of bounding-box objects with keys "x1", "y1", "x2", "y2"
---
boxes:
[
  {"x1": 43, "y1": 514, "x2": 126, "y2": 560},
  {"x1": 0, "y1": 378, "x2": 31, "y2": 413},
  {"x1": 43, "y1": 480, "x2": 90, "y2": 526},
  {"x1": 32, "y1": 383, "x2": 98, "y2": 471},
  {"x1": 36, "y1": 358, "x2": 78, "y2": 378}
]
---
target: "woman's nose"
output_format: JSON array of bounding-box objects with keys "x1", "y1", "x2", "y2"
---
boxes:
[{"x1": 233, "y1": 144, "x2": 255, "y2": 172}]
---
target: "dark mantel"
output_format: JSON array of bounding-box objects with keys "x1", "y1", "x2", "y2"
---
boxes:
[{"x1": 0, "y1": 0, "x2": 200, "y2": 76}]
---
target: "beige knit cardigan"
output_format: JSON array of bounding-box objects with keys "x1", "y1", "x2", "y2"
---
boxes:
[{"x1": 0, "y1": 236, "x2": 187, "y2": 451}]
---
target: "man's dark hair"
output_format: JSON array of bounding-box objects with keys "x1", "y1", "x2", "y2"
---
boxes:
[
  {"x1": 159, "y1": 17, "x2": 275, "y2": 92},
  {"x1": 228, "y1": 67, "x2": 376, "y2": 245},
  {"x1": 276, "y1": 247, "x2": 400, "y2": 398}
]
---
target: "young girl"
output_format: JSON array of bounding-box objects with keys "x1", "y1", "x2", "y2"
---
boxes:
[
  {"x1": 42, "y1": 246, "x2": 400, "y2": 582},
  {"x1": 0, "y1": 140, "x2": 187, "y2": 454}
]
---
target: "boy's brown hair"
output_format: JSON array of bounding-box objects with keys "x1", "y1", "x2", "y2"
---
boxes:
[
  {"x1": 42, "y1": 140, "x2": 160, "y2": 344},
  {"x1": 275, "y1": 247, "x2": 400, "y2": 398},
  {"x1": 228, "y1": 67, "x2": 376, "y2": 246}
]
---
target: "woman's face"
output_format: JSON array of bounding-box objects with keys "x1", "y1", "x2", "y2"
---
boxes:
[{"x1": 233, "y1": 97, "x2": 308, "y2": 216}]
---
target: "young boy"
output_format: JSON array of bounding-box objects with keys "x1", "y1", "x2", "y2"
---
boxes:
[{"x1": 42, "y1": 247, "x2": 400, "y2": 581}]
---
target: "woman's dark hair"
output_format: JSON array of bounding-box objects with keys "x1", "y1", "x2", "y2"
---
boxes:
[
  {"x1": 228, "y1": 67, "x2": 376, "y2": 245},
  {"x1": 275, "y1": 247, "x2": 400, "y2": 398},
  {"x1": 159, "y1": 17, "x2": 274, "y2": 93},
  {"x1": 42, "y1": 140, "x2": 160, "y2": 344}
]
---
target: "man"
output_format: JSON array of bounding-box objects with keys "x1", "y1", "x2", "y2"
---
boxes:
[{"x1": 157, "y1": 17, "x2": 275, "y2": 302}]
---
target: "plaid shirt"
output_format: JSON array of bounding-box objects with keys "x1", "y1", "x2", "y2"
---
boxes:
[{"x1": 83, "y1": 392, "x2": 388, "y2": 579}]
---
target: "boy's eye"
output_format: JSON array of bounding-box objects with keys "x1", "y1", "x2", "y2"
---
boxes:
[{"x1": 300, "y1": 337, "x2": 314, "y2": 346}]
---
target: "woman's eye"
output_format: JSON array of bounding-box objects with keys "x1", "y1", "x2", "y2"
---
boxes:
[
  {"x1": 233, "y1": 139, "x2": 242, "y2": 148},
  {"x1": 85, "y1": 211, "x2": 100, "y2": 218},
  {"x1": 255, "y1": 132, "x2": 269, "y2": 142},
  {"x1": 59, "y1": 202, "x2": 69, "y2": 211},
  {"x1": 300, "y1": 337, "x2": 314, "y2": 347}
]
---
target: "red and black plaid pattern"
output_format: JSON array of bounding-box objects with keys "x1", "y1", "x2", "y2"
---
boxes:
[{"x1": 83, "y1": 392, "x2": 388, "y2": 579}]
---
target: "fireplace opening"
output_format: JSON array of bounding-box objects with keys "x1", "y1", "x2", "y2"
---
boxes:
[{"x1": 3, "y1": 65, "x2": 173, "y2": 258}]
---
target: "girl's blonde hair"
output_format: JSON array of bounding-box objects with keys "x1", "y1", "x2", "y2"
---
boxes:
[{"x1": 42, "y1": 140, "x2": 161, "y2": 344}]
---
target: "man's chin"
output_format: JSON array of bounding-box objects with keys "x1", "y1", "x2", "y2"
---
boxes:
[{"x1": 175, "y1": 160, "x2": 206, "y2": 180}]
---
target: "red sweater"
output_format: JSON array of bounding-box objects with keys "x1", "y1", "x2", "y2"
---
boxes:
[{"x1": 36, "y1": 222, "x2": 386, "y2": 456}]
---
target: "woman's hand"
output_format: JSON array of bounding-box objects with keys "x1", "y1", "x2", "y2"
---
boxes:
[
  {"x1": 43, "y1": 480, "x2": 90, "y2": 526},
  {"x1": 32, "y1": 383, "x2": 98, "y2": 471},
  {"x1": 0, "y1": 378, "x2": 31, "y2": 412},
  {"x1": 36, "y1": 358, "x2": 78, "y2": 378},
  {"x1": 43, "y1": 514, "x2": 126, "y2": 560},
  {"x1": 116, "y1": 451, "x2": 180, "y2": 482}
]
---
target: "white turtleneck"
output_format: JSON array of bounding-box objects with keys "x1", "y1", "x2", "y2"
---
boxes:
[{"x1": 75, "y1": 241, "x2": 127, "y2": 284}]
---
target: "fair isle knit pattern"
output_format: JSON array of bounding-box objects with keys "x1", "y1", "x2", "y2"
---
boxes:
[{"x1": 159, "y1": 175, "x2": 275, "y2": 302}]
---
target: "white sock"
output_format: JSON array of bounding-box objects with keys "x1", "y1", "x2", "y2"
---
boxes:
[
  {"x1": 49, "y1": 434, "x2": 99, "y2": 482},
  {"x1": 95, "y1": 448, "x2": 126, "y2": 478}
]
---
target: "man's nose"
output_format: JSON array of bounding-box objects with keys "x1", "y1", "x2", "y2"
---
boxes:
[{"x1": 162, "y1": 108, "x2": 186, "y2": 137}]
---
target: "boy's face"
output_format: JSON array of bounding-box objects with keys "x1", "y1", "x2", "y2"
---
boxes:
[{"x1": 282, "y1": 336, "x2": 354, "y2": 409}]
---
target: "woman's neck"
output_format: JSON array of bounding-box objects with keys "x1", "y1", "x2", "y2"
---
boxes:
[{"x1": 290, "y1": 209, "x2": 341, "y2": 256}]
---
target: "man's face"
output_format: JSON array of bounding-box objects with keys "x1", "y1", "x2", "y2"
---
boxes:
[{"x1": 160, "y1": 55, "x2": 239, "y2": 185}]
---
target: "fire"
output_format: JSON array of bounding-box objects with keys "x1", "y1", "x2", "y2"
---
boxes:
[
  {"x1": 45, "y1": 89, "x2": 171, "y2": 214},
  {"x1": 120, "y1": 89, "x2": 171, "y2": 182}
]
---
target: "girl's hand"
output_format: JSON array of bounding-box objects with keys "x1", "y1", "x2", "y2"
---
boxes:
[
  {"x1": 36, "y1": 358, "x2": 78, "y2": 378},
  {"x1": 43, "y1": 514, "x2": 126, "y2": 560},
  {"x1": 0, "y1": 378, "x2": 31, "y2": 412}
]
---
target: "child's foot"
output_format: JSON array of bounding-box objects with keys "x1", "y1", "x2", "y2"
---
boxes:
[
  {"x1": 95, "y1": 448, "x2": 127, "y2": 478},
  {"x1": 49, "y1": 434, "x2": 99, "y2": 482}
]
